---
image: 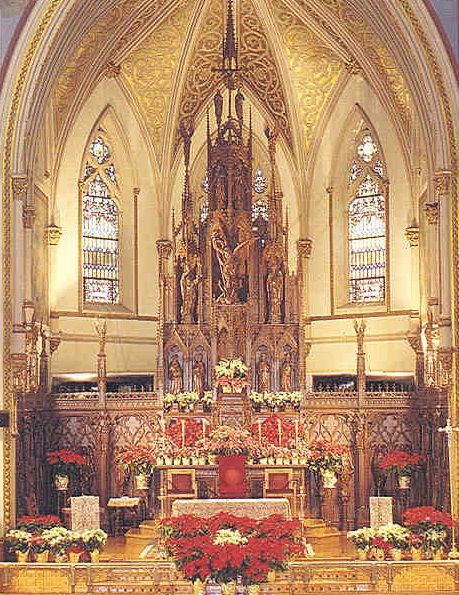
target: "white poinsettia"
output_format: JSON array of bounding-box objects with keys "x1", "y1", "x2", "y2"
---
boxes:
[
  {"x1": 215, "y1": 359, "x2": 248, "y2": 379},
  {"x1": 213, "y1": 528, "x2": 248, "y2": 546}
]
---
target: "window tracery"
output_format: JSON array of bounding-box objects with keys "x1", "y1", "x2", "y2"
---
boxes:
[
  {"x1": 348, "y1": 131, "x2": 386, "y2": 304},
  {"x1": 82, "y1": 135, "x2": 120, "y2": 305}
]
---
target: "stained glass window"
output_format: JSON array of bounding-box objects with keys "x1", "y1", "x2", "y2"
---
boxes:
[
  {"x1": 348, "y1": 132, "x2": 386, "y2": 303},
  {"x1": 83, "y1": 136, "x2": 120, "y2": 304},
  {"x1": 252, "y1": 199, "x2": 268, "y2": 221},
  {"x1": 253, "y1": 169, "x2": 267, "y2": 194},
  {"x1": 90, "y1": 136, "x2": 110, "y2": 164}
]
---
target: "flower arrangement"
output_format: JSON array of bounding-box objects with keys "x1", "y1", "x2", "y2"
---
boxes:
[
  {"x1": 379, "y1": 450, "x2": 424, "y2": 477},
  {"x1": 249, "y1": 392, "x2": 302, "y2": 411},
  {"x1": 163, "y1": 391, "x2": 200, "y2": 412},
  {"x1": 403, "y1": 506, "x2": 453, "y2": 551},
  {"x1": 377, "y1": 524, "x2": 411, "y2": 551},
  {"x1": 80, "y1": 528, "x2": 108, "y2": 553},
  {"x1": 40, "y1": 527, "x2": 74, "y2": 555},
  {"x1": 118, "y1": 444, "x2": 156, "y2": 476},
  {"x1": 28, "y1": 535, "x2": 49, "y2": 554},
  {"x1": 46, "y1": 449, "x2": 86, "y2": 480},
  {"x1": 215, "y1": 359, "x2": 249, "y2": 390},
  {"x1": 17, "y1": 515, "x2": 62, "y2": 533},
  {"x1": 5, "y1": 529, "x2": 32, "y2": 554},
  {"x1": 307, "y1": 441, "x2": 346, "y2": 474},
  {"x1": 347, "y1": 527, "x2": 376, "y2": 551},
  {"x1": 162, "y1": 512, "x2": 302, "y2": 586},
  {"x1": 207, "y1": 425, "x2": 253, "y2": 456},
  {"x1": 251, "y1": 415, "x2": 301, "y2": 447},
  {"x1": 202, "y1": 391, "x2": 215, "y2": 410}
]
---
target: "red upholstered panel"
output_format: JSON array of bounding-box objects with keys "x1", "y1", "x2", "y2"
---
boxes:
[
  {"x1": 171, "y1": 473, "x2": 193, "y2": 493},
  {"x1": 219, "y1": 455, "x2": 246, "y2": 498},
  {"x1": 268, "y1": 472, "x2": 291, "y2": 493}
]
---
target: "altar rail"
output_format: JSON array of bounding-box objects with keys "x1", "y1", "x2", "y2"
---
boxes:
[{"x1": 0, "y1": 560, "x2": 458, "y2": 593}]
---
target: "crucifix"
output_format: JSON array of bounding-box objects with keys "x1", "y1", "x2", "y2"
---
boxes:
[{"x1": 438, "y1": 417, "x2": 459, "y2": 557}]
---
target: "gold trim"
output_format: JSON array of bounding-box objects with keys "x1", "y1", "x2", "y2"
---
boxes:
[
  {"x1": 133, "y1": 187, "x2": 140, "y2": 316},
  {"x1": 327, "y1": 186, "x2": 334, "y2": 315},
  {"x1": 50, "y1": 309, "x2": 158, "y2": 321},
  {"x1": 309, "y1": 308, "x2": 417, "y2": 322}
]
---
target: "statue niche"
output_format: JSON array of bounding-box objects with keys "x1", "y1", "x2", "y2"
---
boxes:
[
  {"x1": 192, "y1": 351, "x2": 206, "y2": 396},
  {"x1": 256, "y1": 351, "x2": 271, "y2": 393},
  {"x1": 266, "y1": 253, "x2": 284, "y2": 324},
  {"x1": 280, "y1": 350, "x2": 295, "y2": 392},
  {"x1": 168, "y1": 353, "x2": 183, "y2": 395},
  {"x1": 179, "y1": 252, "x2": 201, "y2": 323}
]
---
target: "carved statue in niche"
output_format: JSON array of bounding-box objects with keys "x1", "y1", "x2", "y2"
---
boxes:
[
  {"x1": 180, "y1": 254, "x2": 201, "y2": 323},
  {"x1": 168, "y1": 354, "x2": 183, "y2": 395},
  {"x1": 257, "y1": 352, "x2": 271, "y2": 393},
  {"x1": 280, "y1": 351, "x2": 294, "y2": 392},
  {"x1": 192, "y1": 352, "x2": 206, "y2": 396},
  {"x1": 266, "y1": 258, "x2": 283, "y2": 323}
]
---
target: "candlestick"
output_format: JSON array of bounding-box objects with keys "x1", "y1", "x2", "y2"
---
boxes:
[
  {"x1": 277, "y1": 418, "x2": 282, "y2": 446},
  {"x1": 181, "y1": 418, "x2": 186, "y2": 448},
  {"x1": 202, "y1": 418, "x2": 207, "y2": 447},
  {"x1": 294, "y1": 419, "x2": 299, "y2": 447},
  {"x1": 258, "y1": 419, "x2": 262, "y2": 442}
]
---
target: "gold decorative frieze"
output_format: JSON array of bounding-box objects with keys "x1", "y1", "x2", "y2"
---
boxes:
[
  {"x1": 404, "y1": 225, "x2": 419, "y2": 247},
  {"x1": 45, "y1": 223, "x2": 63, "y2": 245},
  {"x1": 122, "y1": 0, "x2": 194, "y2": 151},
  {"x1": 424, "y1": 202, "x2": 439, "y2": 225}
]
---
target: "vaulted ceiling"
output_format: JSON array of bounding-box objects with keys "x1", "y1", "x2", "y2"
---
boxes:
[{"x1": 48, "y1": 0, "x2": 414, "y2": 174}]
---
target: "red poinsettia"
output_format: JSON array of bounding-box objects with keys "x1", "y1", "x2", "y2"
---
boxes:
[
  {"x1": 118, "y1": 445, "x2": 156, "y2": 475},
  {"x1": 162, "y1": 513, "x2": 303, "y2": 585},
  {"x1": 251, "y1": 415, "x2": 300, "y2": 447},
  {"x1": 308, "y1": 441, "x2": 347, "y2": 473},
  {"x1": 166, "y1": 418, "x2": 211, "y2": 448},
  {"x1": 17, "y1": 515, "x2": 62, "y2": 533},
  {"x1": 403, "y1": 506, "x2": 454, "y2": 529},
  {"x1": 46, "y1": 449, "x2": 85, "y2": 479},
  {"x1": 379, "y1": 450, "x2": 424, "y2": 477}
]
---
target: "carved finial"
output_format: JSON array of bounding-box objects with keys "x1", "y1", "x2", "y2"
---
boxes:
[
  {"x1": 224, "y1": 0, "x2": 237, "y2": 66},
  {"x1": 353, "y1": 319, "x2": 366, "y2": 353}
]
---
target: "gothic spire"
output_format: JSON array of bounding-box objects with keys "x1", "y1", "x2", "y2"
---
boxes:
[{"x1": 223, "y1": 0, "x2": 237, "y2": 68}]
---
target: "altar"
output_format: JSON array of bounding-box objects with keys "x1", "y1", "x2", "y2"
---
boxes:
[{"x1": 171, "y1": 498, "x2": 291, "y2": 519}]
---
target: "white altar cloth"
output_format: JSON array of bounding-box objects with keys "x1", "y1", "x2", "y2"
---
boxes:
[{"x1": 171, "y1": 498, "x2": 291, "y2": 519}]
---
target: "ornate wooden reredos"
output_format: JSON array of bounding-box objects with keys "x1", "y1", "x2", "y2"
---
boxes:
[{"x1": 159, "y1": 1, "x2": 298, "y2": 395}]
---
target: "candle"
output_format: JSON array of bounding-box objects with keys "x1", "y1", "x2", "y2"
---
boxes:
[
  {"x1": 258, "y1": 419, "x2": 262, "y2": 442},
  {"x1": 277, "y1": 418, "x2": 282, "y2": 446},
  {"x1": 181, "y1": 418, "x2": 186, "y2": 448},
  {"x1": 202, "y1": 419, "x2": 207, "y2": 447},
  {"x1": 295, "y1": 419, "x2": 299, "y2": 447}
]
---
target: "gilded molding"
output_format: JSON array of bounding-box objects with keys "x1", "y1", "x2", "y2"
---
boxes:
[
  {"x1": 404, "y1": 225, "x2": 419, "y2": 247},
  {"x1": 424, "y1": 202, "x2": 439, "y2": 225}
]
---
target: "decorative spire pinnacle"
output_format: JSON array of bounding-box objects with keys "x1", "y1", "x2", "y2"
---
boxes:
[{"x1": 224, "y1": 0, "x2": 237, "y2": 67}]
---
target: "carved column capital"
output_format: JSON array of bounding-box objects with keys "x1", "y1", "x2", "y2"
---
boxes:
[
  {"x1": 424, "y1": 202, "x2": 439, "y2": 225},
  {"x1": 297, "y1": 238, "x2": 312, "y2": 259},
  {"x1": 12, "y1": 176, "x2": 28, "y2": 200},
  {"x1": 45, "y1": 223, "x2": 63, "y2": 245},
  {"x1": 49, "y1": 334, "x2": 62, "y2": 355},
  {"x1": 406, "y1": 331, "x2": 422, "y2": 353},
  {"x1": 433, "y1": 170, "x2": 453, "y2": 198},
  {"x1": 156, "y1": 239, "x2": 172, "y2": 260},
  {"x1": 404, "y1": 225, "x2": 419, "y2": 247},
  {"x1": 133, "y1": 187, "x2": 141, "y2": 198},
  {"x1": 438, "y1": 347, "x2": 453, "y2": 388},
  {"x1": 11, "y1": 353, "x2": 28, "y2": 392},
  {"x1": 22, "y1": 204, "x2": 36, "y2": 229}
]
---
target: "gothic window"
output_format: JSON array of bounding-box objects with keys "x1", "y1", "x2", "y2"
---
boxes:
[
  {"x1": 348, "y1": 131, "x2": 386, "y2": 303},
  {"x1": 82, "y1": 134, "x2": 120, "y2": 304}
]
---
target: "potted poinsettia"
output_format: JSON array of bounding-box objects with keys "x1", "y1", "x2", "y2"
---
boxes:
[
  {"x1": 29, "y1": 534, "x2": 50, "y2": 563},
  {"x1": 118, "y1": 444, "x2": 156, "y2": 490},
  {"x1": 46, "y1": 449, "x2": 86, "y2": 491},
  {"x1": 5, "y1": 529, "x2": 31, "y2": 562},
  {"x1": 308, "y1": 441, "x2": 346, "y2": 488},
  {"x1": 403, "y1": 506, "x2": 453, "y2": 559},
  {"x1": 379, "y1": 450, "x2": 424, "y2": 489},
  {"x1": 80, "y1": 528, "x2": 108, "y2": 563},
  {"x1": 347, "y1": 527, "x2": 376, "y2": 560},
  {"x1": 377, "y1": 524, "x2": 411, "y2": 560},
  {"x1": 215, "y1": 359, "x2": 249, "y2": 393}
]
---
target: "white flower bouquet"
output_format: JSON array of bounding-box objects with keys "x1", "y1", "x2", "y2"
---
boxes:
[{"x1": 80, "y1": 528, "x2": 108, "y2": 552}]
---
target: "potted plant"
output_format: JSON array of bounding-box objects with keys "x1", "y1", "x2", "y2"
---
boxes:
[
  {"x1": 5, "y1": 529, "x2": 31, "y2": 562},
  {"x1": 81, "y1": 528, "x2": 108, "y2": 563},
  {"x1": 202, "y1": 391, "x2": 214, "y2": 412},
  {"x1": 118, "y1": 445, "x2": 156, "y2": 490},
  {"x1": 347, "y1": 527, "x2": 376, "y2": 560},
  {"x1": 403, "y1": 506, "x2": 454, "y2": 559},
  {"x1": 377, "y1": 524, "x2": 411, "y2": 560},
  {"x1": 379, "y1": 450, "x2": 424, "y2": 489},
  {"x1": 41, "y1": 527, "x2": 74, "y2": 562},
  {"x1": 308, "y1": 441, "x2": 346, "y2": 488},
  {"x1": 17, "y1": 515, "x2": 61, "y2": 534},
  {"x1": 29, "y1": 535, "x2": 50, "y2": 563},
  {"x1": 215, "y1": 359, "x2": 249, "y2": 393},
  {"x1": 46, "y1": 449, "x2": 86, "y2": 491}
]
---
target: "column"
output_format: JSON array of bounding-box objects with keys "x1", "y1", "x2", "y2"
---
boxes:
[
  {"x1": 156, "y1": 240, "x2": 172, "y2": 395},
  {"x1": 296, "y1": 238, "x2": 312, "y2": 389},
  {"x1": 95, "y1": 319, "x2": 107, "y2": 406},
  {"x1": 354, "y1": 319, "x2": 366, "y2": 404}
]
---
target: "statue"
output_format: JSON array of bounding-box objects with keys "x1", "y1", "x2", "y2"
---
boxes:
[
  {"x1": 180, "y1": 256, "x2": 201, "y2": 323},
  {"x1": 214, "y1": 90, "x2": 223, "y2": 131},
  {"x1": 280, "y1": 351, "x2": 294, "y2": 392},
  {"x1": 256, "y1": 352, "x2": 271, "y2": 393},
  {"x1": 267, "y1": 260, "x2": 283, "y2": 323},
  {"x1": 168, "y1": 354, "x2": 183, "y2": 394},
  {"x1": 235, "y1": 89, "x2": 244, "y2": 129},
  {"x1": 192, "y1": 352, "x2": 206, "y2": 396}
]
